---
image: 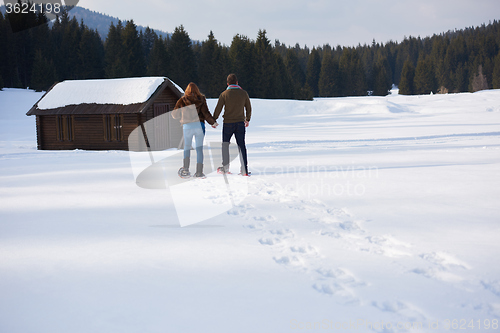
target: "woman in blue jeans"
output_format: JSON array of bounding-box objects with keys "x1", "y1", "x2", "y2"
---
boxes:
[{"x1": 172, "y1": 83, "x2": 218, "y2": 178}]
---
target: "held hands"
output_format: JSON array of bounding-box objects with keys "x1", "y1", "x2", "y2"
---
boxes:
[{"x1": 211, "y1": 121, "x2": 248, "y2": 128}]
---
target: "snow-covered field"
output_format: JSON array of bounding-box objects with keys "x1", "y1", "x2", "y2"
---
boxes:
[{"x1": 1, "y1": 87, "x2": 500, "y2": 333}]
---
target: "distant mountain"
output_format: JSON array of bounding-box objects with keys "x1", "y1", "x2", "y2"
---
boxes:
[
  {"x1": 0, "y1": 5, "x2": 171, "y2": 40},
  {"x1": 67, "y1": 7, "x2": 171, "y2": 40}
]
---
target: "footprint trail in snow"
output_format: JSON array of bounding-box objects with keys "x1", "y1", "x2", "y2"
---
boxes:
[{"x1": 215, "y1": 177, "x2": 495, "y2": 326}]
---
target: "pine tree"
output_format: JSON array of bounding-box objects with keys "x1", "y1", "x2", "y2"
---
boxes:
[
  {"x1": 285, "y1": 49, "x2": 306, "y2": 99},
  {"x1": 318, "y1": 52, "x2": 340, "y2": 97},
  {"x1": 430, "y1": 36, "x2": 450, "y2": 91},
  {"x1": 141, "y1": 27, "x2": 158, "y2": 64},
  {"x1": 299, "y1": 84, "x2": 313, "y2": 100},
  {"x1": 104, "y1": 21, "x2": 125, "y2": 78},
  {"x1": 122, "y1": 20, "x2": 146, "y2": 77},
  {"x1": 228, "y1": 34, "x2": 255, "y2": 96},
  {"x1": 0, "y1": 12, "x2": 7, "y2": 87},
  {"x1": 8, "y1": 6, "x2": 41, "y2": 88},
  {"x1": 339, "y1": 48, "x2": 367, "y2": 96},
  {"x1": 493, "y1": 52, "x2": 500, "y2": 89},
  {"x1": 444, "y1": 35, "x2": 468, "y2": 92},
  {"x1": 453, "y1": 63, "x2": 468, "y2": 93},
  {"x1": 353, "y1": 56, "x2": 368, "y2": 96},
  {"x1": 284, "y1": 49, "x2": 305, "y2": 85},
  {"x1": 361, "y1": 46, "x2": 375, "y2": 91},
  {"x1": 147, "y1": 37, "x2": 169, "y2": 76},
  {"x1": 77, "y1": 27, "x2": 105, "y2": 79},
  {"x1": 31, "y1": 13, "x2": 51, "y2": 64},
  {"x1": 394, "y1": 36, "x2": 421, "y2": 87},
  {"x1": 254, "y1": 29, "x2": 276, "y2": 98},
  {"x1": 30, "y1": 49, "x2": 56, "y2": 91},
  {"x1": 306, "y1": 48, "x2": 321, "y2": 96},
  {"x1": 414, "y1": 55, "x2": 436, "y2": 94},
  {"x1": 168, "y1": 25, "x2": 196, "y2": 89},
  {"x1": 198, "y1": 31, "x2": 227, "y2": 97},
  {"x1": 274, "y1": 52, "x2": 294, "y2": 99},
  {"x1": 399, "y1": 59, "x2": 415, "y2": 95},
  {"x1": 60, "y1": 17, "x2": 82, "y2": 80},
  {"x1": 1, "y1": 11, "x2": 21, "y2": 87},
  {"x1": 372, "y1": 57, "x2": 391, "y2": 96}
]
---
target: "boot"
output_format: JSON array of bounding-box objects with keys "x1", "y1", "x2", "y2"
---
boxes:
[
  {"x1": 179, "y1": 157, "x2": 191, "y2": 178},
  {"x1": 194, "y1": 163, "x2": 206, "y2": 178},
  {"x1": 183, "y1": 157, "x2": 190, "y2": 170},
  {"x1": 222, "y1": 142, "x2": 230, "y2": 170}
]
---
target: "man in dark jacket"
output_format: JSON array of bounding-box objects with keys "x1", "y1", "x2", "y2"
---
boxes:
[{"x1": 213, "y1": 74, "x2": 252, "y2": 176}]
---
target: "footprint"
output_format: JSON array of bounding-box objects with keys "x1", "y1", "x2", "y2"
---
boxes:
[
  {"x1": 327, "y1": 207, "x2": 352, "y2": 219},
  {"x1": 309, "y1": 216, "x2": 340, "y2": 224},
  {"x1": 312, "y1": 282, "x2": 360, "y2": 305},
  {"x1": 366, "y1": 235, "x2": 412, "y2": 248},
  {"x1": 269, "y1": 229, "x2": 295, "y2": 239},
  {"x1": 227, "y1": 203, "x2": 255, "y2": 216},
  {"x1": 273, "y1": 255, "x2": 303, "y2": 266},
  {"x1": 316, "y1": 267, "x2": 366, "y2": 288},
  {"x1": 317, "y1": 230, "x2": 341, "y2": 238},
  {"x1": 243, "y1": 223, "x2": 264, "y2": 230},
  {"x1": 339, "y1": 220, "x2": 363, "y2": 231},
  {"x1": 231, "y1": 179, "x2": 488, "y2": 323},
  {"x1": 410, "y1": 267, "x2": 464, "y2": 282},
  {"x1": 290, "y1": 245, "x2": 318, "y2": 255},
  {"x1": 420, "y1": 252, "x2": 471, "y2": 270},
  {"x1": 372, "y1": 300, "x2": 427, "y2": 322},
  {"x1": 312, "y1": 281, "x2": 343, "y2": 295},
  {"x1": 259, "y1": 237, "x2": 282, "y2": 246},
  {"x1": 362, "y1": 246, "x2": 412, "y2": 258},
  {"x1": 362, "y1": 235, "x2": 413, "y2": 258},
  {"x1": 253, "y1": 215, "x2": 277, "y2": 222},
  {"x1": 411, "y1": 252, "x2": 471, "y2": 282}
]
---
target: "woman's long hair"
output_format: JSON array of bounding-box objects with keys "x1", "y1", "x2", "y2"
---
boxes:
[{"x1": 184, "y1": 82, "x2": 204, "y2": 98}]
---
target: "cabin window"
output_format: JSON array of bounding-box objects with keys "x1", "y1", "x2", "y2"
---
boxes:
[
  {"x1": 103, "y1": 114, "x2": 123, "y2": 142},
  {"x1": 56, "y1": 116, "x2": 64, "y2": 141},
  {"x1": 114, "y1": 114, "x2": 123, "y2": 141},
  {"x1": 66, "y1": 116, "x2": 73, "y2": 142},
  {"x1": 56, "y1": 115, "x2": 74, "y2": 141}
]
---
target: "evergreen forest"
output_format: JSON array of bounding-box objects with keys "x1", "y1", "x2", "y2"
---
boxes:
[{"x1": 1, "y1": 8, "x2": 500, "y2": 98}]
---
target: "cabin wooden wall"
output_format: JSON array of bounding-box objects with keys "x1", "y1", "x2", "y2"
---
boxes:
[
  {"x1": 36, "y1": 87, "x2": 181, "y2": 151},
  {"x1": 38, "y1": 114, "x2": 138, "y2": 150}
]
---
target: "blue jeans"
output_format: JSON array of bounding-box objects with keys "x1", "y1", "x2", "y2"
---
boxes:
[
  {"x1": 183, "y1": 122, "x2": 205, "y2": 164},
  {"x1": 222, "y1": 121, "x2": 248, "y2": 173}
]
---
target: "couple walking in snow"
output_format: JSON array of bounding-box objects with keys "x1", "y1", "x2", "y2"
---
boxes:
[{"x1": 172, "y1": 74, "x2": 252, "y2": 178}]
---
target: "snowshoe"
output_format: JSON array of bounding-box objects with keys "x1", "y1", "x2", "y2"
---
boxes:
[
  {"x1": 178, "y1": 167, "x2": 191, "y2": 179},
  {"x1": 193, "y1": 173, "x2": 206, "y2": 179},
  {"x1": 217, "y1": 166, "x2": 232, "y2": 175}
]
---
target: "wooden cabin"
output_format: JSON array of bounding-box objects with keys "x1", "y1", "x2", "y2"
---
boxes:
[{"x1": 26, "y1": 77, "x2": 184, "y2": 151}]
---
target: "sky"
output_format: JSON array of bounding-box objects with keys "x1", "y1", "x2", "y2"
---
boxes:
[{"x1": 77, "y1": 0, "x2": 499, "y2": 47}]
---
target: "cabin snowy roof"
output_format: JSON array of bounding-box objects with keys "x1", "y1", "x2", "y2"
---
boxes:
[{"x1": 27, "y1": 77, "x2": 184, "y2": 116}]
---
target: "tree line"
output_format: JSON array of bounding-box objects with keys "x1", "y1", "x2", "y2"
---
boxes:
[{"x1": 1, "y1": 8, "x2": 499, "y2": 98}]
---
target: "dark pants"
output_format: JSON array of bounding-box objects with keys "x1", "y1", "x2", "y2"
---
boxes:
[{"x1": 222, "y1": 121, "x2": 248, "y2": 174}]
